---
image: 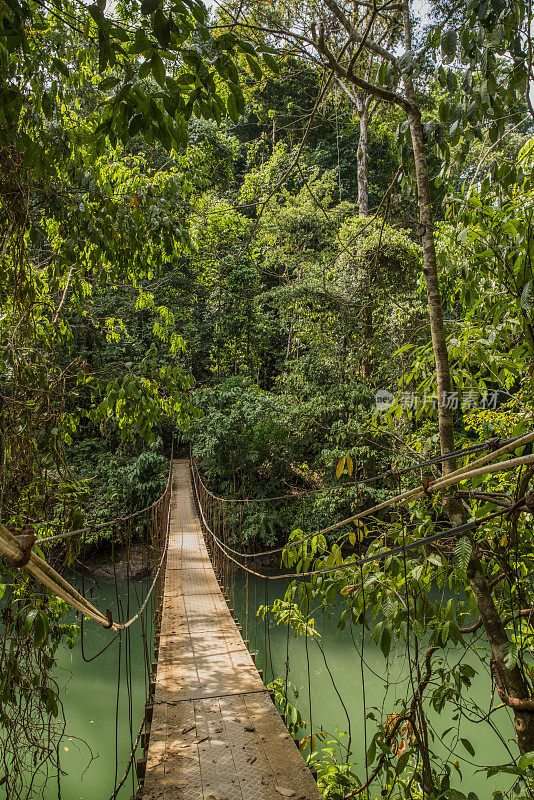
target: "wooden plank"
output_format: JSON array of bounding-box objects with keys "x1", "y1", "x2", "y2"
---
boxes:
[{"x1": 142, "y1": 460, "x2": 322, "y2": 800}]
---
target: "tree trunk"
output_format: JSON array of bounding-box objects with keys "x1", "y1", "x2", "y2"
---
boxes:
[
  {"x1": 401, "y1": 0, "x2": 534, "y2": 754},
  {"x1": 398, "y1": 0, "x2": 456, "y2": 472},
  {"x1": 468, "y1": 556, "x2": 534, "y2": 753},
  {"x1": 404, "y1": 103, "x2": 457, "y2": 472},
  {"x1": 312, "y1": 0, "x2": 534, "y2": 759},
  {"x1": 355, "y1": 97, "x2": 373, "y2": 376},
  {"x1": 356, "y1": 99, "x2": 369, "y2": 217}
]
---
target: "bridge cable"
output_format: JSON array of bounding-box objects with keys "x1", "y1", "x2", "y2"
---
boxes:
[
  {"x1": 192, "y1": 438, "x2": 534, "y2": 570},
  {"x1": 192, "y1": 431, "x2": 530, "y2": 505}
]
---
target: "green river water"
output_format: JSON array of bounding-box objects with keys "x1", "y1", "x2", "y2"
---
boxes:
[
  {"x1": 234, "y1": 576, "x2": 515, "y2": 797},
  {"x1": 13, "y1": 575, "x2": 516, "y2": 799},
  {"x1": 11, "y1": 579, "x2": 152, "y2": 800}
]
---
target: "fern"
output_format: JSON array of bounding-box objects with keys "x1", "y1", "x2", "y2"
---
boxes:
[{"x1": 454, "y1": 536, "x2": 473, "y2": 579}]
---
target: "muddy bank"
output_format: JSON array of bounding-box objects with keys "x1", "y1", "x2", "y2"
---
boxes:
[
  {"x1": 83, "y1": 542, "x2": 155, "y2": 581},
  {"x1": 83, "y1": 541, "x2": 281, "y2": 582}
]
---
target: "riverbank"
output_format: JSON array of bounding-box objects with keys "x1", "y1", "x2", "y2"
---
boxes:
[{"x1": 82, "y1": 542, "x2": 154, "y2": 581}]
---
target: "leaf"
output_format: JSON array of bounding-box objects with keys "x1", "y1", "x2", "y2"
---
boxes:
[
  {"x1": 520, "y1": 281, "x2": 534, "y2": 311},
  {"x1": 99, "y1": 76, "x2": 120, "y2": 91},
  {"x1": 378, "y1": 61, "x2": 388, "y2": 85},
  {"x1": 226, "y1": 92, "x2": 239, "y2": 123},
  {"x1": 446, "y1": 70, "x2": 458, "y2": 93},
  {"x1": 187, "y1": 0, "x2": 207, "y2": 23},
  {"x1": 380, "y1": 625, "x2": 392, "y2": 659},
  {"x1": 392, "y1": 343, "x2": 414, "y2": 356},
  {"x1": 274, "y1": 788, "x2": 295, "y2": 798},
  {"x1": 503, "y1": 640, "x2": 519, "y2": 670},
  {"x1": 245, "y1": 53, "x2": 262, "y2": 80},
  {"x1": 366, "y1": 737, "x2": 376, "y2": 765},
  {"x1": 441, "y1": 29, "x2": 457, "y2": 63},
  {"x1": 454, "y1": 536, "x2": 472, "y2": 578},
  {"x1": 152, "y1": 54, "x2": 166, "y2": 87},
  {"x1": 461, "y1": 738, "x2": 475, "y2": 757},
  {"x1": 51, "y1": 57, "x2": 69, "y2": 78},
  {"x1": 21, "y1": 609, "x2": 38, "y2": 636},
  {"x1": 517, "y1": 750, "x2": 534, "y2": 771},
  {"x1": 396, "y1": 750, "x2": 410, "y2": 774},
  {"x1": 262, "y1": 53, "x2": 279, "y2": 73},
  {"x1": 346, "y1": 455, "x2": 353, "y2": 477},
  {"x1": 336, "y1": 457, "x2": 346, "y2": 478},
  {"x1": 34, "y1": 611, "x2": 49, "y2": 648},
  {"x1": 140, "y1": 0, "x2": 162, "y2": 13},
  {"x1": 45, "y1": 690, "x2": 58, "y2": 717},
  {"x1": 41, "y1": 91, "x2": 53, "y2": 118}
]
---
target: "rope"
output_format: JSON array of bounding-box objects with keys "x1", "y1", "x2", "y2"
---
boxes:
[
  {"x1": 0, "y1": 454, "x2": 173, "y2": 630},
  {"x1": 35, "y1": 475, "x2": 173, "y2": 544},
  {"x1": 105, "y1": 716, "x2": 145, "y2": 800},
  {"x1": 192, "y1": 451, "x2": 534, "y2": 582},
  {"x1": 191, "y1": 431, "x2": 534, "y2": 559},
  {"x1": 191, "y1": 432, "x2": 528, "y2": 505},
  {"x1": 312, "y1": 448, "x2": 534, "y2": 540}
]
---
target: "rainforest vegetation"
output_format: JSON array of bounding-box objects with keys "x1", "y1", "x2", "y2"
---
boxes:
[{"x1": 2, "y1": 0, "x2": 534, "y2": 796}]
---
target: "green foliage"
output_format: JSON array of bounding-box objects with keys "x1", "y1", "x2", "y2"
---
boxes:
[
  {"x1": 267, "y1": 676, "x2": 307, "y2": 738},
  {"x1": 2, "y1": 0, "x2": 534, "y2": 794},
  {"x1": 0, "y1": 0, "x2": 257, "y2": 158}
]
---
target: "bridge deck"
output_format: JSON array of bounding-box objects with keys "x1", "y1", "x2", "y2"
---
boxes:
[{"x1": 142, "y1": 460, "x2": 322, "y2": 800}]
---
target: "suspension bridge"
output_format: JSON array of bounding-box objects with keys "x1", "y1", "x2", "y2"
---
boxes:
[
  {"x1": 1, "y1": 432, "x2": 534, "y2": 799},
  {"x1": 141, "y1": 459, "x2": 323, "y2": 800}
]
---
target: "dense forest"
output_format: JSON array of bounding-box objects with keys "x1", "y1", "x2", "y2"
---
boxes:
[{"x1": 2, "y1": 0, "x2": 534, "y2": 796}]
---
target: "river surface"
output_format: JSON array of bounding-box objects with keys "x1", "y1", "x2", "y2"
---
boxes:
[
  {"x1": 23, "y1": 579, "x2": 152, "y2": 800},
  {"x1": 233, "y1": 576, "x2": 516, "y2": 797},
  {"x1": 14, "y1": 574, "x2": 517, "y2": 799}
]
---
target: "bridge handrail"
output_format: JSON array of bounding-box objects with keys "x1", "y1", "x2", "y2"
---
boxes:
[
  {"x1": 191, "y1": 432, "x2": 534, "y2": 561},
  {"x1": 190, "y1": 432, "x2": 530, "y2": 505},
  {"x1": 0, "y1": 447, "x2": 174, "y2": 629}
]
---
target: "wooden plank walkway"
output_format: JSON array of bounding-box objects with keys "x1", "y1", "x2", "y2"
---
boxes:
[{"x1": 142, "y1": 460, "x2": 323, "y2": 800}]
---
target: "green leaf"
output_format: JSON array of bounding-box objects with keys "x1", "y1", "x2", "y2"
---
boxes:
[
  {"x1": 245, "y1": 53, "x2": 262, "y2": 80},
  {"x1": 33, "y1": 611, "x2": 49, "y2": 648},
  {"x1": 139, "y1": 60, "x2": 152, "y2": 79},
  {"x1": 99, "y1": 76, "x2": 120, "y2": 90},
  {"x1": 41, "y1": 91, "x2": 53, "y2": 118},
  {"x1": 380, "y1": 625, "x2": 392, "y2": 658},
  {"x1": 396, "y1": 750, "x2": 410, "y2": 774},
  {"x1": 186, "y1": 0, "x2": 207, "y2": 24},
  {"x1": 227, "y1": 92, "x2": 239, "y2": 122},
  {"x1": 520, "y1": 281, "x2": 534, "y2": 311},
  {"x1": 21, "y1": 609, "x2": 38, "y2": 637},
  {"x1": 88, "y1": 4, "x2": 105, "y2": 24},
  {"x1": 378, "y1": 61, "x2": 388, "y2": 85},
  {"x1": 141, "y1": 0, "x2": 162, "y2": 13},
  {"x1": 454, "y1": 536, "x2": 472, "y2": 578},
  {"x1": 51, "y1": 57, "x2": 69, "y2": 78},
  {"x1": 461, "y1": 737, "x2": 475, "y2": 757},
  {"x1": 503, "y1": 640, "x2": 519, "y2": 670},
  {"x1": 517, "y1": 750, "x2": 534, "y2": 771},
  {"x1": 152, "y1": 54, "x2": 166, "y2": 87},
  {"x1": 177, "y1": 72, "x2": 196, "y2": 84},
  {"x1": 441, "y1": 29, "x2": 457, "y2": 63},
  {"x1": 262, "y1": 53, "x2": 279, "y2": 73},
  {"x1": 45, "y1": 691, "x2": 59, "y2": 717},
  {"x1": 366, "y1": 737, "x2": 376, "y2": 765}
]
